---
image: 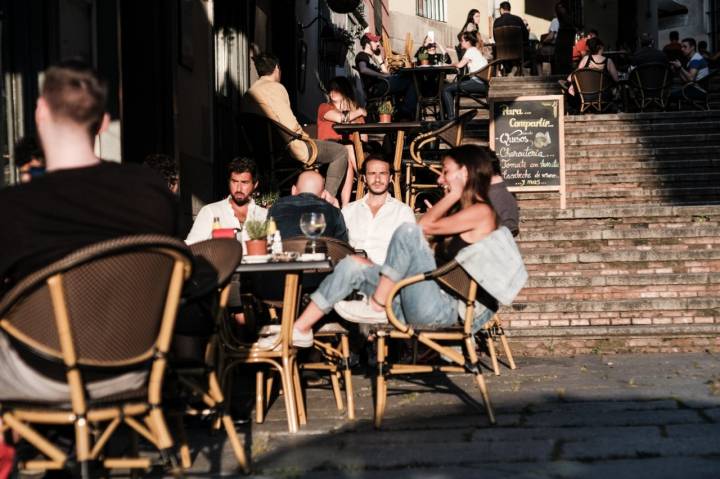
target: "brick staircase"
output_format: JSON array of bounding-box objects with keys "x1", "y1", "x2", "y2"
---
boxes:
[{"x1": 466, "y1": 78, "x2": 720, "y2": 356}]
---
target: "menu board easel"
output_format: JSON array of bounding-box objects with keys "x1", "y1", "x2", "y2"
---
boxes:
[{"x1": 489, "y1": 95, "x2": 566, "y2": 209}]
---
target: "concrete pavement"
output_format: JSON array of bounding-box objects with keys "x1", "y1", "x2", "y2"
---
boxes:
[{"x1": 173, "y1": 352, "x2": 720, "y2": 478}]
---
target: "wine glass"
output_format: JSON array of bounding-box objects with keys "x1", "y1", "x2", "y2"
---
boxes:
[{"x1": 299, "y1": 212, "x2": 326, "y2": 254}]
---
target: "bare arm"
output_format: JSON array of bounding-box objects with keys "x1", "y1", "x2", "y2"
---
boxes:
[{"x1": 607, "y1": 58, "x2": 619, "y2": 82}]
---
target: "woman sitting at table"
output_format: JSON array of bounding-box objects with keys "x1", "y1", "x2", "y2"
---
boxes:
[
  {"x1": 316, "y1": 76, "x2": 367, "y2": 207},
  {"x1": 415, "y1": 35, "x2": 451, "y2": 66},
  {"x1": 442, "y1": 32, "x2": 488, "y2": 119},
  {"x1": 288, "y1": 144, "x2": 500, "y2": 347},
  {"x1": 565, "y1": 38, "x2": 619, "y2": 92}
]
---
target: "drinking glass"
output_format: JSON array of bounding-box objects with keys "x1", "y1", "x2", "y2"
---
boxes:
[{"x1": 299, "y1": 212, "x2": 326, "y2": 254}]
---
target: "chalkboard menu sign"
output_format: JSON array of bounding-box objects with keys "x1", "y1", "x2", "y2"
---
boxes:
[{"x1": 490, "y1": 95, "x2": 566, "y2": 208}]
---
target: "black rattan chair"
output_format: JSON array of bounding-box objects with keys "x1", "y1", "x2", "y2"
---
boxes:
[
  {"x1": 494, "y1": 26, "x2": 525, "y2": 76},
  {"x1": 628, "y1": 63, "x2": 672, "y2": 111}
]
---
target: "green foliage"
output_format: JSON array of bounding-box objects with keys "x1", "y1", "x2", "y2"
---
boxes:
[
  {"x1": 244, "y1": 219, "x2": 269, "y2": 240},
  {"x1": 417, "y1": 52, "x2": 429, "y2": 61},
  {"x1": 378, "y1": 100, "x2": 394, "y2": 115},
  {"x1": 257, "y1": 191, "x2": 280, "y2": 208}
]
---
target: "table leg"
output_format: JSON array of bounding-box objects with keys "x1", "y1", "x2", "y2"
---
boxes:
[
  {"x1": 392, "y1": 130, "x2": 405, "y2": 200},
  {"x1": 352, "y1": 132, "x2": 366, "y2": 200}
]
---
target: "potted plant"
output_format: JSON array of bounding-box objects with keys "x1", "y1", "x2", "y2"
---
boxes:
[
  {"x1": 417, "y1": 52, "x2": 430, "y2": 66},
  {"x1": 244, "y1": 219, "x2": 269, "y2": 256},
  {"x1": 257, "y1": 191, "x2": 280, "y2": 209},
  {"x1": 377, "y1": 101, "x2": 394, "y2": 123}
]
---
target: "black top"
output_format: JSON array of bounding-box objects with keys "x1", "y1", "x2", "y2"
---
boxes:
[
  {"x1": 268, "y1": 192, "x2": 348, "y2": 242},
  {"x1": 0, "y1": 161, "x2": 178, "y2": 296},
  {"x1": 493, "y1": 13, "x2": 529, "y2": 44},
  {"x1": 435, "y1": 234, "x2": 471, "y2": 265},
  {"x1": 489, "y1": 182, "x2": 520, "y2": 236},
  {"x1": 355, "y1": 51, "x2": 385, "y2": 79},
  {"x1": 632, "y1": 47, "x2": 668, "y2": 67}
]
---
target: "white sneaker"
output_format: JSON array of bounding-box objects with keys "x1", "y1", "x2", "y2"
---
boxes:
[
  {"x1": 255, "y1": 333, "x2": 281, "y2": 351},
  {"x1": 292, "y1": 326, "x2": 314, "y2": 348},
  {"x1": 334, "y1": 299, "x2": 387, "y2": 324}
]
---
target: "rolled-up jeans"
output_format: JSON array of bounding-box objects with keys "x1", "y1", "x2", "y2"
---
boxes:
[
  {"x1": 310, "y1": 222, "x2": 459, "y2": 328},
  {"x1": 442, "y1": 77, "x2": 487, "y2": 119},
  {"x1": 314, "y1": 139, "x2": 348, "y2": 196}
]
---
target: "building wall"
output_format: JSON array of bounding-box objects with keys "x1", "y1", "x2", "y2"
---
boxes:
[{"x1": 658, "y1": 0, "x2": 709, "y2": 46}]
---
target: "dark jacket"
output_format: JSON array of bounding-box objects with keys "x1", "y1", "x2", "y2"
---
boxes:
[
  {"x1": 632, "y1": 47, "x2": 668, "y2": 67},
  {"x1": 493, "y1": 12, "x2": 529, "y2": 44},
  {"x1": 268, "y1": 192, "x2": 348, "y2": 242}
]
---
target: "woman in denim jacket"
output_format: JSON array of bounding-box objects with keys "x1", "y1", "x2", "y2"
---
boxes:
[{"x1": 290, "y1": 145, "x2": 499, "y2": 347}]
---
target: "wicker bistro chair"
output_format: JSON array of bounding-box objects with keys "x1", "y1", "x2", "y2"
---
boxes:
[
  {"x1": 454, "y1": 60, "x2": 502, "y2": 117},
  {"x1": 679, "y1": 69, "x2": 718, "y2": 111},
  {"x1": 266, "y1": 236, "x2": 356, "y2": 421},
  {"x1": 627, "y1": 63, "x2": 672, "y2": 111},
  {"x1": 493, "y1": 26, "x2": 525, "y2": 76},
  {"x1": 0, "y1": 235, "x2": 192, "y2": 478},
  {"x1": 405, "y1": 110, "x2": 476, "y2": 210},
  {"x1": 373, "y1": 259, "x2": 496, "y2": 428},
  {"x1": 570, "y1": 68, "x2": 617, "y2": 113},
  {"x1": 170, "y1": 239, "x2": 248, "y2": 473},
  {"x1": 238, "y1": 112, "x2": 318, "y2": 194}
]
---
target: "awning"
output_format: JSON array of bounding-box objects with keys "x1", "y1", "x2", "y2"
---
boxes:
[{"x1": 658, "y1": 0, "x2": 689, "y2": 18}]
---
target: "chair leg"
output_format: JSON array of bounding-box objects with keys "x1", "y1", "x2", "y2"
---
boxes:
[
  {"x1": 255, "y1": 370, "x2": 265, "y2": 424},
  {"x1": 329, "y1": 367, "x2": 344, "y2": 411},
  {"x1": 280, "y1": 358, "x2": 299, "y2": 433},
  {"x1": 486, "y1": 332, "x2": 501, "y2": 376},
  {"x1": 221, "y1": 414, "x2": 250, "y2": 474},
  {"x1": 340, "y1": 334, "x2": 355, "y2": 420},
  {"x1": 374, "y1": 335, "x2": 388, "y2": 429},
  {"x1": 466, "y1": 337, "x2": 496, "y2": 425},
  {"x1": 499, "y1": 331, "x2": 517, "y2": 370},
  {"x1": 292, "y1": 359, "x2": 307, "y2": 426}
]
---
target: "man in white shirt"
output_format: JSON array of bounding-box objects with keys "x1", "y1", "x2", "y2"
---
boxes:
[
  {"x1": 333, "y1": 156, "x2": 415, "y2": 324},
  {"x1": 185, "y1": 157, "x2": 268, "y2": 248},
  {"x1": 341, "y1": 156, "x2": 416, "y2": 265}
]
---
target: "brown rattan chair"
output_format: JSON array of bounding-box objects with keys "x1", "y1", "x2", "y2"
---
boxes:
[
  {"x1": 479, "y1": 314, "x2": 517, "y2": 376},
  {"x1": 404, "y1": 111, "x2": 476, "y2": 209},
  {"x1": 276, "y1": 236, "x2": 356, "y2": 420},
  {"x1": 373, "y1": 260, "x2": 496, "y2": 428},
  {"x1": 493, "y1": 26, "x2": 525, "y2": 76},
  {"x1": 0, "y1": 235, "x2": 192, "y2": 478},
  {"x1": 238, "y1": 112, "x2": 318, "y2": 194},
  {"x1": 628, "y1": 63, "x2": 671, "y2": 111},
  {"x1": 570, "y1": 68, "x2": 617, "y2": 113},
  {"x1": 679, "y1": 70, "x2": 717, "y2": 111},
  {"x1": 454, "y1": 59, "x2": 502, "y2": 116},
  {"x1": 171, "y1": 239, "x2": 248, "y2": 473}
]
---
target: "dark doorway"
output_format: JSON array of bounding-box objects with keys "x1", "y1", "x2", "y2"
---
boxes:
[{"x1": 118, "y1": 0, "x2": 175, "y2": 164}]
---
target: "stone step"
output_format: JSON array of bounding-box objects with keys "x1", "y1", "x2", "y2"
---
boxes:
[
  {"x1": 565, "y1": 132, "x2": 720, "y2": 147},
  {"x1": 566, "y1": 171, "x2": 720, "y2": 185},
  {"x1": 565, "y1": 158, "x2": 720, "y2": 173},
  {"x1": 564, "y1": 121, "x2": 720, "y2": 135},
  {"x1": 517, "y1": 224, "x2": 720, "y2": 242},
  {"x1": 515, "y1": 187, "x2": 720, "y2": 206},
  {"x1": 518, "y1": 204, "x2": 720, "y2": 221},
  {"x1": 523, "y1": 247, "x2": 720, "y2": 266},
  {"x1": 503, "y1": 296, "x2": 720, "y2": 314},
  {"x1": 564, "y1": 110, "x2": 720, "y2": 124},
  {"x1": 565, "y1": 144, "x2": 718, "y2": 159},
  {"x1": 516, "y1": 284, "x2": 720, "y2": 303},
  {"x1": 524, "y1": 272, "x2": 720, "y2": 289}
]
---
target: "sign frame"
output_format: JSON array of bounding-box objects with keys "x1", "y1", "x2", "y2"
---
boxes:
[{"x1": 489, "y1": 95, "x2": 566, "y2": 209}]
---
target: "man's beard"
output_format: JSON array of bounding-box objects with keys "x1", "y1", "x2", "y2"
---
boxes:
[
  {"x1": 231, "y1": 194, "x2": 250, "y2": 206},
  {"x1": 373, "y1": 47, "x2": 382, "y2": 55}
]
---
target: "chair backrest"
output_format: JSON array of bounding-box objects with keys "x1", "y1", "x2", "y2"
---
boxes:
[
  {"x1": 0, "y1": 235, "x2": 192, "y2": 368},
  {"x1": 238, "y1": 112, "x2": 299, "y2": 161},
  {"x1": 630, "y1": 63, "x2": 671, "y2": 97},
  {"x1": 493, "y1": 26, "x2": 524, "y2": 62},
  {"x1": 186, "y1": 239, "x2": 243, "y2": 300},
  {"x1": 571, "y1": 68, "x2": 612, "y2": 102},
  {"x1": 434, "y1": 260, "x2": 475, "y2": 300}
]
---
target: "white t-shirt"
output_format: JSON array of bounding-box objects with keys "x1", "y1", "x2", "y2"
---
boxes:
[
  {"x1": 185, "y1": 197, "x2": 268, "y2": 253},
  {"x1": 549, "y1": 18, "x2": 559, "y2": 33},
  {"x1": 487, "y1": 0, "x2": 503, "y2": 18},
  {"x1": 341, "y1": 194, "x2": 416, "y2": 265},
  {"x1": 463, "y1": 46, "x2": 488, "y2": 74}
]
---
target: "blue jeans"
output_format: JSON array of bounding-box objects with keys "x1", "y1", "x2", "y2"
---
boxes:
[
  {"x1": 310, "y1": 223, "x2": 458, "y2": 328},
  {"x1": 442, "y1": 78, "x2": 487, "y2": 119}
]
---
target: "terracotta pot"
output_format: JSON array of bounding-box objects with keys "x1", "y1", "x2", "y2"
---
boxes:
[
  {"x1": 245, "y1": 239, "x2": 268, "y2": 256},
  {"x1": 378, "y1": 113, "x2": 392, "y2": 123},
  {"x1": 420, "y1": 59, "x2": 430, "y2": 66}
]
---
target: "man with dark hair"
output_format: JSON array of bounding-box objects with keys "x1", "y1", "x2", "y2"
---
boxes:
[
  {"x1": 355, "y1": 33, "x2": 417, "y2": 119},
  {"x1": 143, "y1": 153, "x2": 179, "y2": 194},
  {"x1": 0, "y1": 59, "x2": 177, "y2": 401},
  {"x1": 243, "y1": 53, "x2": 348, "y2": 197},
  {"x1": 663, "y1": 30, "x2": 684, "y2": 63},
  {"x1": 670, "y1": 37, "x2": 710, "y2": 102},
  {"x1": 493, "y1": 2, "x2": 529, "y2": 44},
  {"x1": 632, "y1": 33, "x2": 667, "y2": 66},
  {"x1": 185, "y1": 157, "x2": 267, "y2": 247}
]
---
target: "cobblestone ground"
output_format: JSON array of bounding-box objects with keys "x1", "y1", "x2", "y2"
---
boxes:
[{"x1": 162, "y1": 352, "x2": 720, "y2": 478}]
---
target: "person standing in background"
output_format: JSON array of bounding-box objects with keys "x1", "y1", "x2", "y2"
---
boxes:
[{"x1": 553, "y1": 0, "x2": 577, "y2": 75}]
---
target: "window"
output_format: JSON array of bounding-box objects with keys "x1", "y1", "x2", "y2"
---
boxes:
[{"x1": 416, "y1": 0, "x2": 446, "y2": 22}]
